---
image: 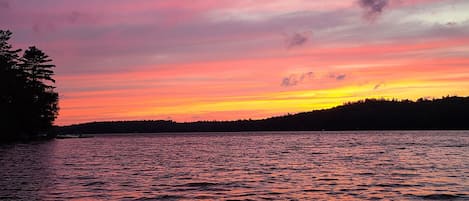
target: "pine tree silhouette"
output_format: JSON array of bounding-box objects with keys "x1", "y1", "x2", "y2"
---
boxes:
[{"x1": 1, "y1": 30, "x2": 59, "y2": 141}]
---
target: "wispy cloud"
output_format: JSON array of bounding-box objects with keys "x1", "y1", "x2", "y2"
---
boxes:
[
  {"x1": 28, "y1": 10, "x2": 96, "y2": 34},
  {"x1": 329, "y1": 73, "x2": 347, "y2": 81},
  {"x1": 281, "y1": 72, "x2": 314, "y2": 87},
  {"x1": 285, "y1": 32, "x2": 310, "y2": 49},
  {"x1": 358, "y1": 0, "x2": 388, "y2": 21},
  {"x1": 336, "y1": 74, "x2": 346, "y2": 80},
  {"x1": 374, "y1": 82, "x2": 384, "y2": 90},
  {"x1": 67, "y1": 11, "x2": 87, "y2": 24},
  {"x1": 0, "y1": 0, "x2": 9, "y2": 9},
  {"x1": 3, "y1": 0, "x2": 468, "y2": 125}
]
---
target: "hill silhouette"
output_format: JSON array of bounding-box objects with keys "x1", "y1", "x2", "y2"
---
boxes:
[{"x1": 58, "y1": 96, "x2": 469, "y2": 134}]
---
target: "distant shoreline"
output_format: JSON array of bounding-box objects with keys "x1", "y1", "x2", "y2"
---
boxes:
[
  {"x1": 58, "y1": 96, "x2": 469, "y2": 134},
  {"x1": 62, "y1": 130, "x2": 469, "y2": 137}
]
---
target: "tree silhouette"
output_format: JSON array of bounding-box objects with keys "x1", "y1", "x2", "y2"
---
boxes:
[
  {"x1": 0, "y1": 30, "x2": 59, "y2": 141},
  {"x1": 19, "y1": 46, "x2": 59, "y2": 135},
  {"x1": 20, "y1": 46, "x2": 56, "y2": 85},
  {"x1": 1, "y1": 30, "x2": 23, "y2": 139}
]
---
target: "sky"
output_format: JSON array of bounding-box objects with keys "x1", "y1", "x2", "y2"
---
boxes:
[{"x1": 1, "y1": 0, "x2": 469, "y2": 125}]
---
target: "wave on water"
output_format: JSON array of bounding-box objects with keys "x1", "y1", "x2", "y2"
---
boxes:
[
  {"x1": 1, "y1": 131, "x2": 468, "y2": 200},
  {"x1": 408, "y1": 193, "x2": 467, "y2": 200}
]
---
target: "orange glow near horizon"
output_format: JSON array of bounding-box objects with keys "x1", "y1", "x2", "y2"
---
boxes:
[
  {"x1": 57, "y1": 76, "x2": 469, "y2": 125},
  {"x1": 3, "y1": 0, "x2": 469, "y2": 125}
]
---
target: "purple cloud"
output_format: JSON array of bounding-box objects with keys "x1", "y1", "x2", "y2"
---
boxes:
[
  {"x1": 374, "y1": 83, "x2": 384, "y2": 90},
  {"x1": 67, "y1": 11, "x2": 87, "y2": 24},
  {"x1": 336, "y1": 74, "x2": 346, "y2": 80},
  {"x1": 281, "y1": 72, "x2": 314, "y2": 87},
  {"x1": 285, "y1": 32, "x2": 309, "y2": 49},
  {"x1": 329, "y1": 73, "x2": 347, "y2": 81},
  {"x1": 358, "y1": 0, "x2": 389, "y2": 20},
  {"x1": 0, "y1": 0, "x2": 9, "y2": 9}
]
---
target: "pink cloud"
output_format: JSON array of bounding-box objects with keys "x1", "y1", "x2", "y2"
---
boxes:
[{"x1": 3, "y1": 0, "x2": 468, "y2": 125}]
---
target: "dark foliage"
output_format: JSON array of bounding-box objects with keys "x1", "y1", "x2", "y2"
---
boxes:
[
  {"x1": 59, "y1": 96, "x2": 469, "y2": 134},
  {"x1": 0, "y1": 30, "x2": 59, "y2": 141}
]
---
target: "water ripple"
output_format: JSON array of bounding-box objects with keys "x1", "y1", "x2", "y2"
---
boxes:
[{"x1": 0, "y1": 131, "x2": 468, "y2": 200}]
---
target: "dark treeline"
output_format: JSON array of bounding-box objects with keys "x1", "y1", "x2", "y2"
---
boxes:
[
  {"x1": 1, "y1": 30, "x2": 59, "y2": 141},
  {"x1": 59, "y1": 96, "x2": 469, "y2": 134}
]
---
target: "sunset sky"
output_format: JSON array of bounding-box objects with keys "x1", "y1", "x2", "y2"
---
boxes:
[{"x1": 2, "y1": 0, "x2": 469, "y2": 125}]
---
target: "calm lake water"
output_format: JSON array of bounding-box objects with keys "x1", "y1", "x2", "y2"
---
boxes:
[{"x1": 1, "y1": 131, "x2": 468, "y2": 200}]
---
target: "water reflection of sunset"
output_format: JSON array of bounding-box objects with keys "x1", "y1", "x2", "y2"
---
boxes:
[{"x1": 2, "y1": 131, "x2": 466, "y2": 200}]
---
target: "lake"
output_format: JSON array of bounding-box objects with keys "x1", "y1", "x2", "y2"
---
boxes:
[{"x1": 1, "y1": 131, "x2": 468, "y2": 200}]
